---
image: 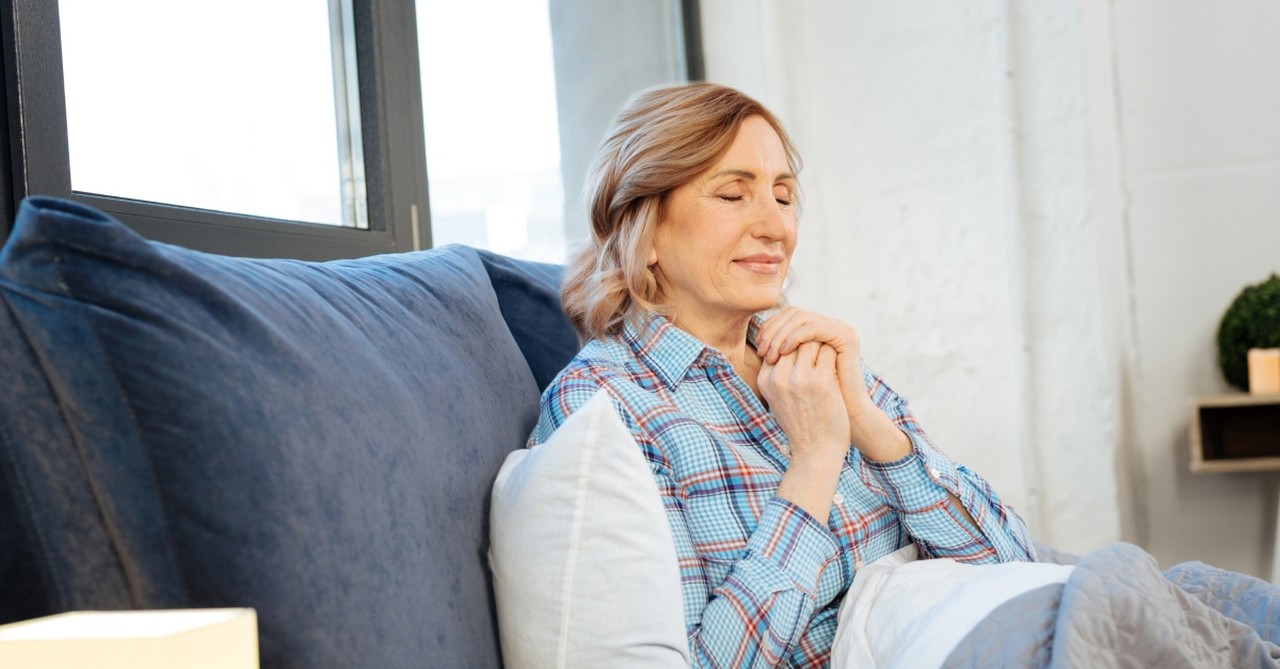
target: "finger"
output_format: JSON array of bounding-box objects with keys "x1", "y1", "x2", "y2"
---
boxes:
[
  {"x1": 816, "y1": 343, "x2": 838, "y2": 373},
  {"x1": 774, "y1": 321, "x2": 822, "y2": 361},
  {"x1": 795, "y1": 341, "x2": 822, "y2": 369},
  {"x1": 781, "y1": 317, "x2": 861, "y2": 363},
  {"x1": 773, "y1": 343, "x2": 813, "y2": 384},
  {"x1": 778, "y1": 317, "x2": 846, "y2": 365},
  {"x1": 756, "y1": 307, "x2": 801, "y2": 358},
  {"x1": 755, "y1": 309, "x2": 782, "y2": 352},
  {"x1": 765, "y1": 312, "x2": 813, "y2": 364},
  {"x1": 767, "y1": 344, "x2": 796, "y2": 376},
  {"x1": 789, "y1": 343, "x2": 825, "y2": 393}
]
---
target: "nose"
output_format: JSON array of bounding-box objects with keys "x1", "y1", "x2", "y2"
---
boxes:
[{"x1": 751, "y1": 194, "x2": 792, "y2": 241}]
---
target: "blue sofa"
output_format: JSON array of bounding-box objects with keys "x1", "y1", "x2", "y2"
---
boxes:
[{"x1": 0, "y1": 197, "x2": 580, "y2": 667}]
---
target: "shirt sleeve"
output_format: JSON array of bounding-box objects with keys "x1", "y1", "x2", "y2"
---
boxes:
[
  {"x1": 641, "y1": 416, "x2": 845, "y2": 666},
  {"x1": 533, "y1": 369, "x2": 841, "y2": 667},
  {"x1": 668, "y1": 482, "x2": 840, "y2": 668},
  {"x1": 854, "y1": 363, "x2": 1037, "y2": 563},
  {"x1": 527, "y1": 367, "x2": 603, "y2": 446}
]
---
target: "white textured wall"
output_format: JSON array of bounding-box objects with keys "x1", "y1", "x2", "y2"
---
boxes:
[
  {"x1": 700, "y1": 0, "x2": 1280, "y2": 573},
  {"x1": 1005, "y1": 1, "x2": 1126, "y2": 554},
  {"x1": 1107, "y1": 1, "x2": 1280, "y2": 576},
  {"x1": 700, "y1": 0, "x2": 1124, "y2": 553}
]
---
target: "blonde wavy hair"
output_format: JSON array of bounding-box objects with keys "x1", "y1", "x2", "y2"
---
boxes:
[{"x1": 561, "y1": 82, "x2": 801, "y2": 341}]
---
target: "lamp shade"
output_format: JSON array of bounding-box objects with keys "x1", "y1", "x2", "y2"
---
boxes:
[{"x1": 0, "y1": 609, "x2": 257, "y2": 669}]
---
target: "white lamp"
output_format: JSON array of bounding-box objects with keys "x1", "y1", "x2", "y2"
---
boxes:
[{"x1": 0, "y1": 608, "x2": 258, "y2": 669}]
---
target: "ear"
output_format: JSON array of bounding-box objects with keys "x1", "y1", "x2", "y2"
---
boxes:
[{"x1": 646, "y1": 245, "x2": 658, "y2": 267}]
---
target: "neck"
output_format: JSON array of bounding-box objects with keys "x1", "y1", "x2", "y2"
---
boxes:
[
  {"x1": 670, "y1": 310, "x2": 765, "y2": 400},
  {"x1": 671, "y1": 311, "x2": 756, "y2": 368}
]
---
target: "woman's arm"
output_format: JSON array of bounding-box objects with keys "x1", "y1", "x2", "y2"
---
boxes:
[
  {"x1": 856, "y1": 365, "x2": 1035, "y2": 562},
  {"x1": 665, "y1": 473, "x2": 841, "y2": 667},
  {"x1": 755, "y1": 309, "x2": 1036, "y2": 562},
  {"x1": 759, "y1": 341, "x2": 852, "y2": 524},
  {"x1": 841, "y1": 384, "x2": 981, "y2": 531},
  {"x1": 534, "y1": 370, "x2": 845, "y2": 667}
]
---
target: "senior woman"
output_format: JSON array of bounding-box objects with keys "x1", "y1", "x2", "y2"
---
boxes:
[{"x1": 529, "y1": 82, "x2": 1035, "y2": 667}]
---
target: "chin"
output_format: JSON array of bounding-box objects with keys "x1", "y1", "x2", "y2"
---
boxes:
[
  {"x1": 737, "y1": 295, "x2": 782, "y2": 314},
  {"x1": 711, "y1": 283, "x2": 783, "y2": 317}
]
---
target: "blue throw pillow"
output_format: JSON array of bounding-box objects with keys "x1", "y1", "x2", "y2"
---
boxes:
[
  {"x1": 0, "y1": 197, "x2": 540, "y2": 668},
  {"x1": 477, "y1": 249, "x2": 579, "y2": 391}
]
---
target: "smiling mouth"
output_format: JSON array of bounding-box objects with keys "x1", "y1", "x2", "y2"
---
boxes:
[{"x1": 733, "y1": 257, "x2": 783, "y2": 275}]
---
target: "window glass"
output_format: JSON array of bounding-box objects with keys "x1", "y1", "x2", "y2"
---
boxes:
[
  {"x1": 418, "y1": 0, "x2": 691, "y2": 262},
  {"x1": 58, "y1": 0, "x2": 366, "y2": 228},
  {"x1": 418, "y1": 0, "x2": 565, "y2": 262}
]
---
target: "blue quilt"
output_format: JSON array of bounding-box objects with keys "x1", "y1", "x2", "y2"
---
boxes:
[{"x1": 942, "y1": 543, "x2": 1280, "y2": 668}]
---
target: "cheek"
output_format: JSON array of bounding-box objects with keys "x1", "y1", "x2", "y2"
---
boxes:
[{"x1": 782, "y1": 219, "x2": 800, "y2": 251}]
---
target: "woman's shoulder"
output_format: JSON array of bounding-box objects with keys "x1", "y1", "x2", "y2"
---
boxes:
[
  {"x1": 531, "y1": 338, "x2": 663, "y2": 449},
  {"x1": 546, "y1": 335, "x2": 647, "y2": 386},
  {"x1": 537, "y1": 336, "x2": 671, "y2": 426}
]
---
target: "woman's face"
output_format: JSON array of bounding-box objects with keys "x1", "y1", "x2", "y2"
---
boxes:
[{"x1": 650, "y1": 115, "x2": 798, "y2": 329}]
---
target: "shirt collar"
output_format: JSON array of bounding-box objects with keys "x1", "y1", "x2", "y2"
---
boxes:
[{"x1": 621, "y1": 311, "x2": 767, "y2": 390}]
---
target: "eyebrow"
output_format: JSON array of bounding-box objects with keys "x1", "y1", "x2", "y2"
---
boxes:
[{"x1": 709, "y1": 168, "x2": 797, "y2": 183}]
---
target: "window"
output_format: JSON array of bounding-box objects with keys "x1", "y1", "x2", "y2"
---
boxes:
[
  {"x1": 418, "y1": 0, "x2": 564, "y2": 261},
  {"x1": 60, "y1": 0, "x2": 366, "y2": 228},
  {"x1": 0, "y1": 0, "x2": 702, "y2": 261}
]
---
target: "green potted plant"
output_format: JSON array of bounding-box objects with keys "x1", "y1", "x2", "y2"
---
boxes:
[{"x1": 1217, "y1": 273, "x2": 1280, "y2": 391}]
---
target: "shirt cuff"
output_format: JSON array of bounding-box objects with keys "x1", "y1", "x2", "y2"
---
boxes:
[
  {"x1": 857, "y1": 431, "x2": 961, "y2": 512},
  {"x1": 739, "y1": 496, "x2": 840, "y2": 598}
]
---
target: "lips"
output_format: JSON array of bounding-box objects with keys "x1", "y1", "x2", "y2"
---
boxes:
[{"x1": 733, "y1": 254, "x2": 784, "y2": 274}]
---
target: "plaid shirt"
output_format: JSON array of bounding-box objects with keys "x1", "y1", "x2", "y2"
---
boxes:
[{"x1": 529, "y1": 313, "x2": 1035, "y2": 668}]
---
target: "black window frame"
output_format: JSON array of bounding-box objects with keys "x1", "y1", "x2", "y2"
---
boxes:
[{"x1": 0, "y1": 0, "x2": 703, "y2": 259}]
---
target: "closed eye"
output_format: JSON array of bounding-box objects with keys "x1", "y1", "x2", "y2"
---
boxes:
[{"x1": 718, "y1": 195, "x2": 743, "y2": 202}]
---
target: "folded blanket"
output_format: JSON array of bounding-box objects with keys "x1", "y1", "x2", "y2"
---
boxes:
[
  {"x1": 943, "y1": 542, "x2": 1280, "y2": 668},
  {"x1": 828, "y1": 542, "x2": 1280, "y2": 668}
]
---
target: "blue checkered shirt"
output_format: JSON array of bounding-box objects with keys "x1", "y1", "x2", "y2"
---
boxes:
[{"x1": 529, "y1": 313, "x2": 1035, "y2": 667}]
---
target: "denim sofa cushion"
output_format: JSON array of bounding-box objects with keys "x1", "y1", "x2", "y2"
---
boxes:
[{"x1": 0, "y1": 197, "x2": 542, "y2": 668}]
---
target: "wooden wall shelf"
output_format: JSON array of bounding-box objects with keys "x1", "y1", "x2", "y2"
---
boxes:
[{"x1": 1190, "y1": 393, "x2": 1280, "y2": 473}]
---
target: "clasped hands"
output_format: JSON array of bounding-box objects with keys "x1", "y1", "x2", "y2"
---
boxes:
[
  {"x1": 754, "y1": 307, "x2": 909, "y2": 466},
  {"x1": 756, "y1": 309, "x2": 971, "y2": 528}
]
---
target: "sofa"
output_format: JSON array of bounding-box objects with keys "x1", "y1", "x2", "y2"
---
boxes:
[{"x1": 0, "y1": 196, "x2": 581, "y2": 667}]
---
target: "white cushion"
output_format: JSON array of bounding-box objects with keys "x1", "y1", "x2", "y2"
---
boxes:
[{"x1": 489, "y1": 390, "x2": 689, "y2": 668}]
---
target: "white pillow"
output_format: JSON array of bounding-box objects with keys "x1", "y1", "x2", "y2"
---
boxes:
[{"x1": 489, "y1": 390, "x2": 689, "y2": 668}]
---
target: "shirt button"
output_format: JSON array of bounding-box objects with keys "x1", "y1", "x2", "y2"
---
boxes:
[
  {"x1": 854, "y1": 559, "x2": 864, "y2": 570},
  {"x1": 832, "y1": 492, "x2": 845, "y2": 505}
]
